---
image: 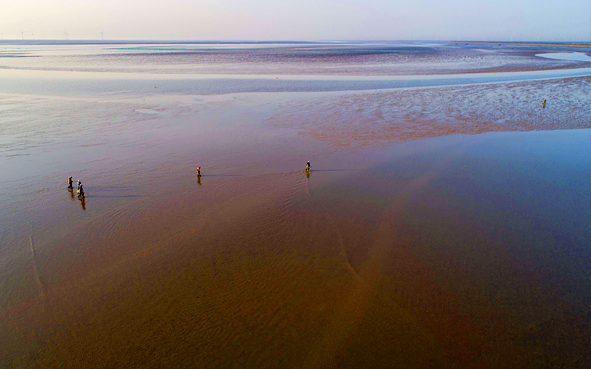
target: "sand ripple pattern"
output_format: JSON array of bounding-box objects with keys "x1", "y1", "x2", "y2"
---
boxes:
[{"x1": 269, "y1": 77, "x2": 591, "y2": 147}]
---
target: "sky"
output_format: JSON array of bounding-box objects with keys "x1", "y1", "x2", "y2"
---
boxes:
[{"x1": 1, "y1": 0, "x2": 590, "y2": 41}]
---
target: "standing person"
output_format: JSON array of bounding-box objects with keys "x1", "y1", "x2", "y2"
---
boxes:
[
  {"x1": 77, "y1": 180, "x2": 84, "y2": 198},
  {"x1": 542, "y1": 99, "x2": 546, "y2": 108},
  {"x1": 67, "y1": 176, "x2": 73, "y2": 189},
  {"x1": 306, "y1": 161, "x2": 311, "y2": 172}
]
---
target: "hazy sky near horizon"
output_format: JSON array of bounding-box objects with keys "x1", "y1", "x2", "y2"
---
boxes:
[{"x1": 2, "y1": 0, "x2": 590, "y2": 41}]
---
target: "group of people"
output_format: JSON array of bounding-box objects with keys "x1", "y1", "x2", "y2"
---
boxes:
[
  {"x1": 67, "y1": 176, "x2": 84, "y2": 198},
  {"x1": 69, "y1": 159, "x2": 310, "y2": 195},
  {"x1": 69, "y1": 161, "x2": 310, "y2": 198}
]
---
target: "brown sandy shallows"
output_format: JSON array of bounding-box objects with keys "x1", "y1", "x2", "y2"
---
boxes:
[
  {"x1": 268, "y1": 77, "x2": 591, "y2": 148},
  {"x1": 1, "y1": 150, "x2": 569, "y2": 368},
  {"x1": 0, "y1": 172, "x2": 448, "y2": 368},
  {"x1": 1, "y1": 133, "x2": 586, "y2": 366}
]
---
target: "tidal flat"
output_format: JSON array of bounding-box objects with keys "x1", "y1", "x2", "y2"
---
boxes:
[{"x1": 1, "y1": 41, "x2": 590, "y2": 367}]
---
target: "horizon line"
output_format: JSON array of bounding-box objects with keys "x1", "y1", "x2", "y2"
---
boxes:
[{"x1": 0, "y1": 39, "x2": 590, "y2": 44}]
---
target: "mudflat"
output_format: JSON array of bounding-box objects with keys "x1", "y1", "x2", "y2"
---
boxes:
[{"x1": 1, "y1": 41, "x2": 590, "y2": 367}]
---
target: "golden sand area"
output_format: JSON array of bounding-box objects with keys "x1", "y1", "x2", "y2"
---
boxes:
[{"x1": 2, "y1": 172, "x2": 447, "y2": 368}]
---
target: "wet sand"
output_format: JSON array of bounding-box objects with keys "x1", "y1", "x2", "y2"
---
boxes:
[
  {"x1": 2, "y1": 129, "x2": 589, "y2": 368},
  {"x1": 269, "y1": 77, "x2": 591, "y2": 147},
  {"x1": 1, "y1": 43, "x2": 590, "y2": 367}
]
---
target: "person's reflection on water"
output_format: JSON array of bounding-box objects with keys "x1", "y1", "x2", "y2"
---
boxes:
[
  {"x1": 79, "y1": 197, "x2": 86, "y2": 210},
  {"x1": 304, "y1": 167, "x2": 312, "y2": 199},
  {"x1": 197, "y1": 176, "x2": 202, "y2": 185}
]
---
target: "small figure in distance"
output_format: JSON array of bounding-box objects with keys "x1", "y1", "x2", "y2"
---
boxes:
[
  {"x1": 542, "y1": 99, "x2": 546, "y2": 109},
  {"x1": 67, "y1": 176, "x2": 73, "y2": 189},
  {"x1": 196, "y1": 166, "x2": 201, "y2": 177},
  {"x1": 305, "y1": 161, "x2": 311, "y2": 172}
]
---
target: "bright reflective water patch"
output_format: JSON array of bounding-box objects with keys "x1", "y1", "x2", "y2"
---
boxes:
[{"x1": 536, "y1": 52, "x2": 591, "y2": 62}]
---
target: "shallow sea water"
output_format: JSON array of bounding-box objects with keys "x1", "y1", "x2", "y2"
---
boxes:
[{"x1": 1, "y1": 41, "x2": 590, "y2": 367}]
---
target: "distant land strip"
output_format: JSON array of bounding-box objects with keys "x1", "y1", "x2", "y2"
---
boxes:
[{"x1": 452, "y1": 41, "x2": 591, "y2": 48}]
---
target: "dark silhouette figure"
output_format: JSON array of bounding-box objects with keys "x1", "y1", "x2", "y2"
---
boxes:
[{"x1": 77, "y1": 181, "x2": 85, "y2": 199}]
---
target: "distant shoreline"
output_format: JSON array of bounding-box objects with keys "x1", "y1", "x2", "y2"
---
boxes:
[
  {"x1": 0, "y1": 40, "x2": 589, "y2": 47},
  {"x1": 452, "y1": 41, "x2": 591, "y2": 48}
]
